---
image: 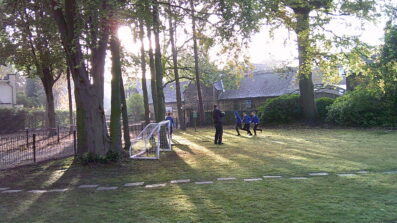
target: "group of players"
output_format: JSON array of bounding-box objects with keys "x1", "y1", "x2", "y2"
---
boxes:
[
  {"x1": 165, "y1": 104, "x2": 261, "y2": 145},
  {"x1": 213, "y1": 104, "x2": 261, "y2": 145}
]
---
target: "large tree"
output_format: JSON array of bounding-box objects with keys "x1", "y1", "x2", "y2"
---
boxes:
[
  {"x1": 0, "y1": 0, "x2": 65, "y2": 130},
  {"x1": 48, "y1": 0, "x2": 111, "y2": 156},
  {"x1": 216, "y1": 0, "x2": 377, "y2": 122}
]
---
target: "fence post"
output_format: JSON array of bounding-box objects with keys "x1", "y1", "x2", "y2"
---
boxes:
[
  {"x1": 57, "y1": 125, "x2": 60, "y2": 143},
  {"x1": 26, "y1": 128, "x2": 29, "y2": 148},
  {"x1": 73, "y1": 130, "x2": 77, "y2": 156},
  {"x1": 33, "y1": 133, "x2": 36, "y2": 163}
]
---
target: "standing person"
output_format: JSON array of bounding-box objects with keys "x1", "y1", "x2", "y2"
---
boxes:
[
  {"x1": 242, "y1": 112, "x2": 253, "y2": 136},
  {"x1": 251, "y1": 111, "x2": 262, "y2": 136},
  {"x1": 165, "y1": 112, "x2": 175, "y2": 136},
  {"x1": 212, "y1": 104, "x2": 225, "y2": 145},
  {"x1": 234, "y1": 111, "x2": 243, "y2": 136}
]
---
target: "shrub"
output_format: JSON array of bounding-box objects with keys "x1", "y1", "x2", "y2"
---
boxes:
[
  {"x1": 326, "y1": 89, "x2": 394, "y2": 127},
  {"x1": 258, "y1": 94, "x2": 302, "y2": 125},
  {"x1": 315, "y1": 97, "x2": 335, "y2": 121}
]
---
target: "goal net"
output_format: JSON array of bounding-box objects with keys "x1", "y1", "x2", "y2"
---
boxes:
[{"x1": 129, "y1": 120, "x2": 172, "y2": 159}]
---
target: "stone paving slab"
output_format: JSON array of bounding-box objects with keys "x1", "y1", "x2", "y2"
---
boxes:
[
  {"x1": 244, "y1": 178, "x2": 263, "y2": 182},
  {"x1": 289, "y1": 177, "x2": 308, "y2": 180},
  {"x1": 0, "y1": 187, "x2": 10, "y2": 191},
  {"x1": 356, "y1": 171, "x2": 369, "y2": 174},
  {"x1": 170, "y1": 179, "x2": 191, "y2": 184},
  {"x1": 337, "y1": 173, "x2": 357, "y2": 177},
  {"x1": 384, "y1": 171, "x2": 397, "y2": 174},
  {"x1": 28, "y1": 190, "x2": 48, "y2": 193},
  {"x1": 309, "y1": 172, "x2": 329, "y2": 176},
  {"x1": 2, "y1": 190, "x2": 22, "y2": 193},
  {"x1": 96, "y1": 186, "x2": 118, "y2": 191},
  {"x1": 145, "y1": 183, "x2": 167, "y2": 188},
  {"x1": 48, "y1": 188, "x2": 69, "y2": 192},
  {"x1": 124, "y1": 182, "x2": 144, "y2": 187},
  {"x1": 217, "y1": 177, "x2": 236, "y2": 181},
  {"x1": 195, "y1": 181, "x2": 213, "y2": 185},
  {"x1": 78, "y1": 184, "x2": 99, "y2": 189},
  {"x1": 263, "y1": 176, "x2": 283, "y2": 179}
]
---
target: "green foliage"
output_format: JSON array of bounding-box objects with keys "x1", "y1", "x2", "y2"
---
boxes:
[
  {"x1": 258, "y1": 94, "x2": 302, "y2": 125},
  {"x1": 315, "y1": 97, "x2": 335, "y2": 121},
  {"x1": 0, "y1": 108, "x2": 73, "y2": 133},
  {"x1": 78, "y1": 150, "x2": 121, "y2": 165},
  {"x1": 127, "y1": 93, "x2": 144, "y2": 122},
  {"x1": 326, "y1": 89, "x2": 395, "y2": 127}
]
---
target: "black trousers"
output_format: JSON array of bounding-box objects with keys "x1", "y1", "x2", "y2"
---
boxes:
[
  {"x1": 253, "y1": 124, "x2": 262, "y2": 135},
  {"x1": 235, "y1": 123, "x2": 242, "y2": 135},
  {"x1": 243, "y1": 123, "x2": 252, "y2": 135},
  {"x1": 214, "y1": 123, "x2": 223, "y2": 144}
]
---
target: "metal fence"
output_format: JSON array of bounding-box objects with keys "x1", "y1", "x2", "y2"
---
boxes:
[
  {"x1": 0, "y1": 126, "x2": 76, "y2": 170},
  {"x1": 0, "y1": 122, "x2": 169, "y2": 170}
]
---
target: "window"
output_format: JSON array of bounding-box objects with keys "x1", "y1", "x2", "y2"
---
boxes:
[{"x1": 245, "y1": 100, "x2": 252, "y2": 109}]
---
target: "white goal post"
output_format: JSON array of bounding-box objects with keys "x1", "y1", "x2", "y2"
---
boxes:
[{"x1": 129, "y1": 120, "x2": 172, "y2": 160}]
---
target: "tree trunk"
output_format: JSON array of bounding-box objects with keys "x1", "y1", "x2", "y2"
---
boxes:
[
  {"x1": 109, "y1": 20, "x2": 122, "y2": 154},
  {"x1": 189, "y1": 0, "x2": 205, "y2": 125},
  {"x1": 139, "y1": 19, "x2": 151, "y2": 125},
  {"x1": 168, "y1": 2, "x2": 185, "y2": 130},
  {"x1": 294, "y1": 10, "x2": 317, "y2": 122},
  {"x1": 50, "y1": 0, "x2": 110, "y2": 156},
  {"x1": 147, "y1": 22, "x2": 159, "y2": 122},
  {"x1": 67, "y1": 67, "x2": 74, "y2": 131},
  {"x1": 120, "y1": 74, "x2": 131, "y2": 150},
  {"x1": 152, "y1": 0, "x2": 166, "y2": 122},
  {"x1": 40, "y1": 67, "x2": 56, "y2": 135}
]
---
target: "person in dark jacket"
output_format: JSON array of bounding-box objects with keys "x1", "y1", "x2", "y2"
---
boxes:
[
  {"x1": 242, "y1": 112, "x2": 252, "y2": 136},
  {"x1": 251, "y1": 111, "x2": 262, "y2": 136},
  {"x1": 234, "y1": 111, "x2": 243, "y2": 136},
  {"x1": 212, "y1": 105, "x2": 225, "y2": 144},
  {"x1": 165, "y1": 112, "x2": 175, "y2": 136}
]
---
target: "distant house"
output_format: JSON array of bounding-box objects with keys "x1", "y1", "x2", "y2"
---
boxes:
[
  {"x1": 0, "y1": 74, "x2": 17, "y2": 108},
  {"x1": 218, "y1": 70, "x2": 345, "y2": 111},
  {"x1": 135, "y1": 68, "x2": 345, "y2": 124}
]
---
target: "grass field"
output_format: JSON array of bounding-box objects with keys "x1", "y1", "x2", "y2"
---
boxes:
[{"x1": 1, "y1": 127, "x2": 397, "y2": 223}]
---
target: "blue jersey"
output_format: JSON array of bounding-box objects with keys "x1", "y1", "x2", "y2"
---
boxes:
[
  {"x1": 242, "y1": 115, "x2": 251, "y2": 124},
  {"x1": 252, "y1": 115, "x2": 259, "y2": 124},
  {"x1": 165, "y1": 116, "x2": 174, "y2": 127},
  {"x1": 234, "y1": 111, "x2": 242, "y2": 124}
]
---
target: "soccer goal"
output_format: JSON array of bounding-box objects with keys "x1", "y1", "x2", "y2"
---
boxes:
[{"x1": 129, "y1": 120, "x2": 172, "y2": 159}]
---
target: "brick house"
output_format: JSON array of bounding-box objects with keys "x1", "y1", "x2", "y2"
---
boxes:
[{"x1": 135, "y1": 68, "x2": 344, "y2": 125}]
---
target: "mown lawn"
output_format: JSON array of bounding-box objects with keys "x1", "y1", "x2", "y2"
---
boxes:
[{"x1": 1, "y1": 127, "x2": 397, "y2": 223}]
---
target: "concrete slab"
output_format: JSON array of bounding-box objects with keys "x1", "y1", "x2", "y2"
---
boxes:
[
  {"x1": 96, "y1": 186, "x2": 118, "y2": 191},
  {"x1": 1, "y1": 190, "x2": 22, "y2": 193},
  {"x1": 289, "y1": 177, "x2": 308, "y2": 180},
  {"x1": 170, "y1": 179, "x2": 191, "y2": 184},
  {"x1": 217, "y1": 177, "x2": 236, "y2": 181},
  {"x1": 244, "y1": 178, "x2": 263, "y2": 182},
  {"x1": 145, "y1": 183, "x2": 167, "y2": 188},
  {"x1": 195, "y1": 181, "x2": 213, "y2": 185},
  {"x1": 48, "y1": 188, "x2": 69, "y2": 192},
  {"x1": 28, "y1": 190, "x2": 47, "y2": 193},
  {"x1": 0, "y1": 187, "x2": 10, "y2": 191},
  {"x1": 337, "y1": 173, "x2": 357, "y2": 177},
  {"x1": 263, "y1": 176, "x2": 283, "y2": 179},
  {"x1": 356, "y1": 171, "x2": 369, "y2": 174},
  {"x1": 309, "y1": 172, "x2": 329, "y2": 176},
  {"x1": 124, "y1": 182, "x2": 144, "y2": 187}
]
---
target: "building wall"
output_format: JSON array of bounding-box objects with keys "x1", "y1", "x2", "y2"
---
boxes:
[
  {"x1": 183, "y1": 83, "x2": 218, "y2": 112},
  {"x1": 218, "y1": 97, "x2": 273, "y2": 112},
  {"x1": 0, "y1": 74, "x2": 16, "y2": 107}
]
